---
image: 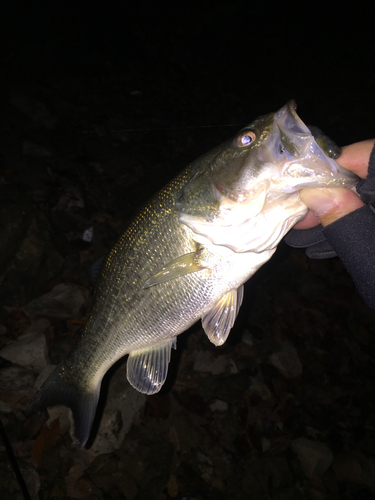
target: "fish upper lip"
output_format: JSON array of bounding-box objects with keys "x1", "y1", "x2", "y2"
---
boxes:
[
  {"x1": 275, "y1": 100, "x2": 310, "y2": 136},
  {"x1": 276, "y1": 99, "x2": 297, "y2": 119},
  {"x1": 287, "y1": 99, "x2": 297, "y2": 110}
]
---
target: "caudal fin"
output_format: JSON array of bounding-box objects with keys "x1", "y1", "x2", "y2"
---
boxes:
[{"x1": 30, "y1": 362, "x2": 99, "y2": 447}]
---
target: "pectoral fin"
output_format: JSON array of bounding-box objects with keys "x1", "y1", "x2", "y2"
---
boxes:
[
  {"x1": 143, "y1": 250, "x2": 207, "y2": 289},
  {"x1": 202, "y1": 285, "x2": 244, "y2": 346},
  {"x1": 127, "y1": 338, "x2": 176, "y2": 394}
]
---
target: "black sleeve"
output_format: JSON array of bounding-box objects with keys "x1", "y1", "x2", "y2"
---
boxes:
[
  {"x1": 284, "y1": 143, "x2": 375, "y2": 311},
  {"x1": 323, "y1": 204, "x2": 375, "y2": 310}
]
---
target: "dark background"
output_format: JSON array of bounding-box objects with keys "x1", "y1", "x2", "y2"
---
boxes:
[
  {"x1": 2, "y1": 2, "x2": 374, "y2": 139},
  {"x1": 1, "y1": 2, "x2": 375, "y2": 499},
  {"x1": 1, "y1": 2, "x2": 374, "y2": 225}
]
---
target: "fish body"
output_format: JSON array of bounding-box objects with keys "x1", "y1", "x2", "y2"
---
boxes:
[{"x1": 31, "y1": 101, "x2": 358, "y2": 446}]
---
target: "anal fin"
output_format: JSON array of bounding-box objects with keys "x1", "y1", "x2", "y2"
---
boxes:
[
  {"x1": 202, "y1": 285, "x2": 244, "y2": 346},
  {"x1": 127, "y1": 338, "x2": 177, "y2": 394}
]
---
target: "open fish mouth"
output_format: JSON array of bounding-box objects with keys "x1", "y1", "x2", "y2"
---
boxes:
[{"x1": 269, "y1": 100, "x2": 358, "y2": 190}]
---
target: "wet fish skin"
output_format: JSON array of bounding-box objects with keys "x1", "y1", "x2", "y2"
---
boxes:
[{"x1": 31, "y1": 101, "x2": 358, "y2": 446}]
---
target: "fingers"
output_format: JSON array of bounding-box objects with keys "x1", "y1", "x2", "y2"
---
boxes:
[
  {"x1": 299, "y1": 187, "x2": 365, "y2": 227},
  {"x1": 338, "y1": 139, "x2": 375, "y2": 177},
  {"x1": 295, "y1": 139, "x2": 374, "y2": 229},
  {"x1": 293, "y1": 210, "x2": 321, "y2": 229}
]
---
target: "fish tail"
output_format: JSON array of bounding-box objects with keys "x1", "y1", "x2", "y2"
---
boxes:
[{"x1": 30, "y1": 362, "x2": 99, "y2": 447}]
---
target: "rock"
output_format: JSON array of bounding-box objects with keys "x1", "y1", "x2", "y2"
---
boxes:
[
  {"x1": 19, "y1": 461, "x2": 41, "y2": 500},
  {"x1": 361, "y1": 457, "x2": 375, "y2": 494},
  {"x1": 22, "y1": 140, "x2": 54, "y2": 158},
  {"x1": 0, "y1": 459, "x2": 41, "y2": 500},
  {"x1": 209, "y1": 399, "x2": 228, "y2": 412},
  {"x1": 9, "y1": 89, "x2": 57, "y2": 128},
  {"x1": 333, "y1": 452, "x2": 375, "y2": 494},
  {"x1": 24, "y1": 284, "x2": 85, "y2": 319},
  {"x1": 0, "y1": 186, "x2": 66, "y2": 307},
  {"x1": 291, "y1": 437, "x2": 333, "y2": 478},
  {"x1": 193, "y1": 351, "x2": 238, "y2": 375},
  {"x1": 0, "y1": 321, "x2": 49, "y2": 372},
  {"x1": 0, "y1": 400, "x2": 12, "y2": 412},
  {"x1": 249, "y1": 375, "x2": 275, "y2": 405},
  {"x1": 0, "y1": 365, "x2": 35, "y2": 390},
  {"x1": 269, "y1": 341, "x2": 302, "y2": 377},
  {"x1": 48, "y1": 335, "x2": 76, "y2": 364},
  {"x1": 332, "y1": 451, "x2": 363, "y2": 485}
]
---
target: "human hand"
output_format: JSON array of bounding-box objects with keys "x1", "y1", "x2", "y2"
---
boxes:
[{"x1": 295, "y1": 139, "x2": 375, "y2": 229}]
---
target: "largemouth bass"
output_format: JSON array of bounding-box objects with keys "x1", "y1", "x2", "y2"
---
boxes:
[{"x1": 31, "y1": 101, "x2": 358, "y2": 446}]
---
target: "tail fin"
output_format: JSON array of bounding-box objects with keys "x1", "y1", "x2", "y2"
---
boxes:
[{"x1": 30, "y1": 362, "x2": 99, "y2": 447}]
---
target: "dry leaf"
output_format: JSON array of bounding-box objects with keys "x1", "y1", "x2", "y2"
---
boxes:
[
  {"x1": 166, "y1": 473, "x2": 179, "y2": 497},
  {"x1": 31, "y1": 417, "x2": 60, "y2": 469}
]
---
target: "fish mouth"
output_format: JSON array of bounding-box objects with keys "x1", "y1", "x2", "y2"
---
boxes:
[
  {"x1": 274, "y1": 99, "x2": 318, "y2": 155},
  {"x1": 271, "y1": 100, "x2": 359, "y2": 189},
  {"x1": 275, "y1": 99, "x2": 310, "y2": 136}
]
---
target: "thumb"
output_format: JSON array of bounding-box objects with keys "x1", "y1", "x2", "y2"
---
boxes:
[{"x1": 300, "y1": 187, "x2": 364, "y2": 227}]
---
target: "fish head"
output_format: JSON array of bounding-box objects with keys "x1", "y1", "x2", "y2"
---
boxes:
[{"x1": 176, "y1": 100, "x2": 359, "y2": 252}]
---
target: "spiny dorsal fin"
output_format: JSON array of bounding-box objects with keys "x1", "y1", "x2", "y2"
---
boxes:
[
  {"x1": 202, "y1": 285, "x2": 244, "y2": 346},
  {"x1": 127, "y1": 338, "x2": 177, "y2": 394}
]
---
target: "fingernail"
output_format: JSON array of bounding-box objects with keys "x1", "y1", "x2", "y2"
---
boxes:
[{"x1": 299, "y1": 188, "x2": 337, "y2": 216}]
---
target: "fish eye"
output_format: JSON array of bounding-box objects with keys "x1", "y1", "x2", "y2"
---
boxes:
[{"x1": 236, "y1": 130, "x2": 256, "y2": 148}]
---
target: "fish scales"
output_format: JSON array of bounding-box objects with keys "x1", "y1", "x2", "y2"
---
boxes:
[
  {"x1": 30, "y1": 101, "x2": 359, "y2": 446},
  {"x1": 84, "y1": 171, "x2": 254, "y2": 358}
]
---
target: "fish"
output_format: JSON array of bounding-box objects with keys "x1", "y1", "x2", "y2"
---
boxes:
[{"x1": 31, "y1": 100, "x2": 358, "y2": 446}]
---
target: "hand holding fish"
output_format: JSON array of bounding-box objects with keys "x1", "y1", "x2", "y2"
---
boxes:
[
  {"x1": 295, "y1": 139, "x2": 375, "y2": 228},
  {"x1": 289, "y1": 138, "x2": 375, "y2": 311}
]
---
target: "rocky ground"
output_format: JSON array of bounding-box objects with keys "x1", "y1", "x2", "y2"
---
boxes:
[{"x1": 1, "y1": 3, "x2": 375, "y2": 499}]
